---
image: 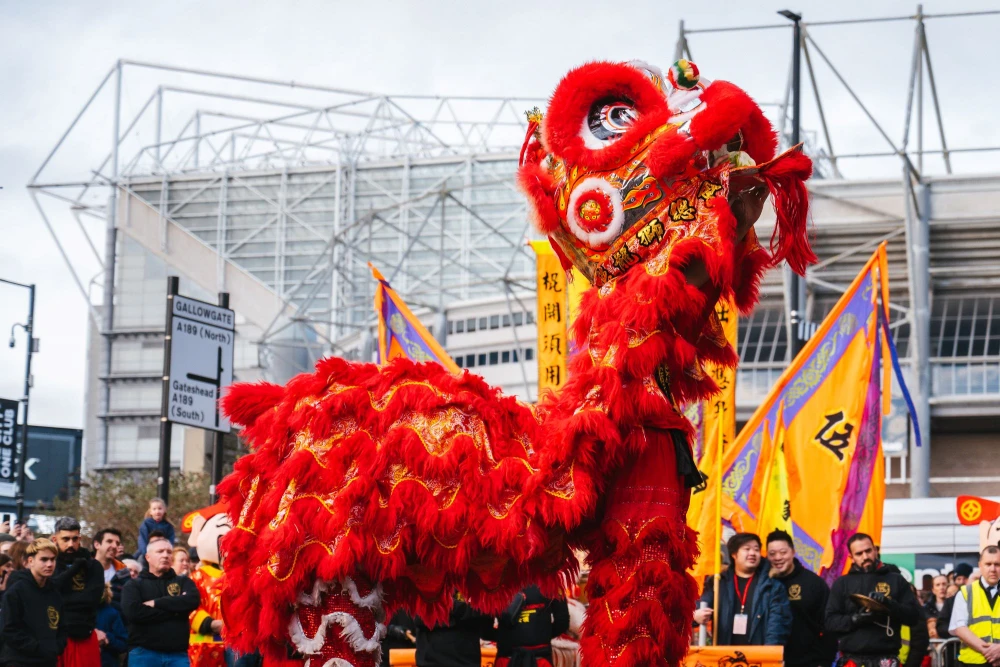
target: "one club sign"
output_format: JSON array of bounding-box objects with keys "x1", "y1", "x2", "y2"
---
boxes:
[{"x1": 167, "y1": 295, "x2": 235, "y2": 432}]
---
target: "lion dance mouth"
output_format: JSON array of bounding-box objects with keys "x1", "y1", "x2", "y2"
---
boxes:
[{"x1": 218, "y1": 59, "x2": 814, "y2": 667}]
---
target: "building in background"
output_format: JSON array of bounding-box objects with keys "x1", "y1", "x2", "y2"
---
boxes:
[{"x1": 29, "y1": 12, "x2": 1000, "y2": 499}]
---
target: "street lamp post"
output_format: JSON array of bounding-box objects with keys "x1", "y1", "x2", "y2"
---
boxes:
[{"x1": 2, "y1": 278, "x2": 37, "y2": 522}]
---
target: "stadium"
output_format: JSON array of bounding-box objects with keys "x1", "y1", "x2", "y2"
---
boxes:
[{"x1": 28, "y1": 7, "x2": 1000, "y2": 564}]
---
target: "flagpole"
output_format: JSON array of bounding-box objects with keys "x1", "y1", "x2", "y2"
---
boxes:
[{"x1": 712, "y1": 409, "x2": 724, "y2": 646}]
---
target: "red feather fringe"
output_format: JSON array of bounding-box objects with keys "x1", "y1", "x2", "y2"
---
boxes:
[{"x1": 759, "y1": 149, "x2": 816, "y2": 275}]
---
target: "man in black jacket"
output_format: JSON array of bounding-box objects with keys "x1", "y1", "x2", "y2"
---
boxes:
[
  {"x1": 50, "y1": 516, "x2": 105, "y2": 667},
  {"x1": 415, "y1": 593, "x2": 494, "y2": 667},
  {"x1": 0, "y1": 538, "x2": 66, "y2": 666},
  {"x1": 495, "y1": 585, "x2": 570, "y2": 667},
  {"x1": 825, "y1": 533, "x2": 922, "y2": 667},
  {"x1": 121, "y1": 535, "x2": 200, "y2": 666},
  {"x1": 766, "y1": 530, "x2": 836, "y2": 667}
]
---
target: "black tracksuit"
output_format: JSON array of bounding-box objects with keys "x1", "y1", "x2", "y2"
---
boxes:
[
  {"x1": 495, "y1": 586, "x2": 570, "y2": 667},
  {"x1": 121, "y1": 569, "x2": 200, "y2": 654},
  {"x1": 52, "y1": 549, "x2": 105, "y2": 640},
  {"x1": 826, "y1": 561, "x2": 922, "y2": 660},
  {"x1": 772, "y1": 559, "x2": 837, "y2": 667},
  {"x1": 415, "y1": 598, "x2": 494, "y2": 667},
  {"x1": 0, "y1": 569, "x2": 67, "y2": 666}
]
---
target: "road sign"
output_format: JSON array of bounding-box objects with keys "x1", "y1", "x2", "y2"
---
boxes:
[
  {"x1": 167, "y1": 295, "x2": 235, "y2": 432},
  {"x1": 0, "y1": 398, "x2": 19, "y2": 498}
]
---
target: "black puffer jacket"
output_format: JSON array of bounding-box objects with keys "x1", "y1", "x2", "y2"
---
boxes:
[
  {"x1": 825, "y1": 561, "x2": 922, "y2": 658},
  {"x1": 0, "y1": 569, "x2": 66, "y2": 666}
]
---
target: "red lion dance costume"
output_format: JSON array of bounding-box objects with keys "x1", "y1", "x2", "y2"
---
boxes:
[{"x1": 218, "y1": 59, "x2": 815, "y2": 667}]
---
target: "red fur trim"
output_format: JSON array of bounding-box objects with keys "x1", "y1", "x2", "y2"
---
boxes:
[
  {"x1": 219, "y1": 358, "x2": 584, "y2": 656},
  {"x1": 689, "y1": 81, "x2": 773, "y2": 160},
  {"x1": 643, "y1": 133, "x2": 698, "y2": 181},
  {"x1": 517, "y1": 162, "x2": 560, "y2": 235},
  {"x1": 731, "y1": 234, "x2": 772, "y2": 314},
  {"x1": 221, "y1": 381, "x2": 285, "y2": 428},
  {"x1": 760, "y1": 149, "x2": 816, "y2": 275},
  {"x1": 543, "y1": 62, "x2": 669, "y2": 172}
]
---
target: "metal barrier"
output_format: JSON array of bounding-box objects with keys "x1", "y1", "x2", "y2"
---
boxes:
[{"x1": 930, "y1": 638, "x2": 962, "y2": 667}]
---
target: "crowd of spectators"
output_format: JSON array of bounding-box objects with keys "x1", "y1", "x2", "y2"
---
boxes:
[
  {"x1": 0, "y1": 495, "x2": 208, "y2": 666},
  {"x1": 0, "y1": 497, "x2": 992, "y2": 667},
  {"x1": 691, "y1": 530, "x2": 1000, "y2": 667}
]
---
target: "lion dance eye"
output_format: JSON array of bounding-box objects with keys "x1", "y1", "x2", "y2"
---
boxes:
[
  {"x1": 582, "y1": 98, "x2": 637, "y2": 148},
  {"x1": 566, "y1": 178, "x2": 625, "y2": 250}
]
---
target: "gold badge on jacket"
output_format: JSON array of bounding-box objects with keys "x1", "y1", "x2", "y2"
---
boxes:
[
  {"x1": 72, "y1": 572, "x2": 85, "y2": 591},
  {"x1": 47, "y1": 606, "x2": 59, "y2": 630},
  {"x1": 876, "y1": 582, "x2": 891, "y2": 596},
  {"x1": 788, "y1": 584, "x2": 802, "y2": 601},
  {"x1": 167, "y1": 582, "x2": 181, "y2": 596}
]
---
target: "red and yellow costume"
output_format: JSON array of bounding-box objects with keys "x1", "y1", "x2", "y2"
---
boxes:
[
  {"x1": 218, "y1": 59, "x2": 815, "y2": 667},
  {"x1": 182, "y1": 504, "x2": 232, "y2": 667},
  {"x1": 189, "y1": 563, "x2": 226, "y2": 667}
]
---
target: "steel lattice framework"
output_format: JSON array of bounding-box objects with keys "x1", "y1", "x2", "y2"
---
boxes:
[{"x1": 28, "y1": 7, "x2": 1000, "y2": 494}]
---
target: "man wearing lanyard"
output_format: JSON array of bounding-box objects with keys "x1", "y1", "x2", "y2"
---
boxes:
[
  {"x1": 694, "y1": 533, "x2": 792, "y2": 645},
  {"x1": 949, "y1": 546, "x2": 1000, "y2": 666}
]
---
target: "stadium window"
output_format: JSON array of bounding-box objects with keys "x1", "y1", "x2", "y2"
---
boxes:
[
  {"x1": 502, "y1": 351, "x2": 510, "y2": 363},
  {"x1": 454, "y1": 356, "x2": 463, "y2": 368},
  {"x1": 490, "y1": 315, "x2": 500, "y2": 329},
  {"x1": 478, "y1": 353, "x2": 487, "y2": 366},
  {"x1": 502, "y1": 314, "x2": 511, "y2": 327},
  {"x1": 479, "y1": 317, "x2": 488, "y2": 330},
  {"x1": 466, "y1": 354, "x2": 475, "y2": 367},
  {"x1": 513, "y1": 312, "x2": 523, "y2": 326},
  {"x1": 526, "y1": 311, "x2": 535, "y2": 324},
  {"x1": 512, "y1": 349, "x2": 519, "y2": 362},
  {"x1": 525, "y1": 348, "x2": 534, "y2": 361},
  {"x1": 489, "y1": 351, "x2": 499, "y2": 365},
  {"x1": 467, "y1": 318, "x2": 476, "y2": 332},
  {"x1": 448, "y1": 321, "x2": 454, "y2": 335},
  {"x1": 456, "y1": 320, "x2": 465, "y2": 333}
]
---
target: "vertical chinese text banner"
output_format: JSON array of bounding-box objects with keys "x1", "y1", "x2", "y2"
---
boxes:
[{"x1": 531, "y1": 241, "x2": 566, "y2": 395}]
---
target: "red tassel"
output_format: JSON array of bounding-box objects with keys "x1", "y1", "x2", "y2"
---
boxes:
[
  {"x1": 760, "y1": 148, "x2": 816, "y2": 275},
  {"x1": 519, "y1": 120, "x2": 539, "y2": 167}
]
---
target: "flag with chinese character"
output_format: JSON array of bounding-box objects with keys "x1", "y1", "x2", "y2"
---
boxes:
[
  {"x1": 701, "y1": 243, "x2": 911, "y2": 582},
  {"x1": 727, "y1": 244, "x2": 892, "y2": 577},
  {"x1": 371, "y1": 264, "x2": 460, "y2": 374},
  {"x1": 685, "y1": 299, "x2": 738, "y2": 583}
]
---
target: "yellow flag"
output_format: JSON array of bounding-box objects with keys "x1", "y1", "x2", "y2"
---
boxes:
[
  {"x1": 718, "y1": 244, "x2": 893, "y2": 583},
  {"x1": 756, "y1": 406, "x2": 792, "y2": 539},
  {"x1": 686, "y1": 299, "x2": 738, "y2": 585}
]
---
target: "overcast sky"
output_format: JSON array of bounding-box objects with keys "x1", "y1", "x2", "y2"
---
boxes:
[{"x1": 1, "y1": 0, "x2": 998, "y2": 429}]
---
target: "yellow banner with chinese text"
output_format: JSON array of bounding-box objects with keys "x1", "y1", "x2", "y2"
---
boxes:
[
  {"x1": 530, "y1": 240, "x2": 589, "y2": 397},
  {"x1": 686, "y1": 299, "x2": 738, "y2": 585}
]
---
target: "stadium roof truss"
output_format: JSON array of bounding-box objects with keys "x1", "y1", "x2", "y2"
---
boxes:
[{"x1": 27, "y1": 6, "x2": 1000, "y2": 493}]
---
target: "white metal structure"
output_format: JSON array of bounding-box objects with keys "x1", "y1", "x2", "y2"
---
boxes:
[{"x1": 29, "y1": 8, "x2": 1000, "y2": 496}]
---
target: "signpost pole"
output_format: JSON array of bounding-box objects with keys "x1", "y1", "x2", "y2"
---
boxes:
[
  {"x1": 14, "y1": 284, "x2": 35, "y2": 523},
  {"x1": 209, "y1": 292, "x2": 229, "y2": 503},
  {"x1": 157, "y1": 276, "x2": 179, "y2": 504}
]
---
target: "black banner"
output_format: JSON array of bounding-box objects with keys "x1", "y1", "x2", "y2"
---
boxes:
[{"x1": 0, "y1": 399, "x2": 18, "y2": 498}]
